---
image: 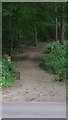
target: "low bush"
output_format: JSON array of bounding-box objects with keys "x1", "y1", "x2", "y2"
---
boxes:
[
  {"x1": 13, "y1": 47, "x2": 24, "y2": 55},
  {"x1": 40, "y1": 40, "x2": 66, "y2": 82},
  {"x1": 0, "y1": 55, "x2": 16, "y2": 87}
]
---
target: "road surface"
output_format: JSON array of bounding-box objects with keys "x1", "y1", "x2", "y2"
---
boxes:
[{"x1": 2, "y1": 102, "x2": 66, "y2": 118}]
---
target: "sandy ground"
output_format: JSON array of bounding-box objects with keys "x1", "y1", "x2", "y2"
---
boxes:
[{"x1": 2, "y1": 45, "x2": 66, "y2": 102}]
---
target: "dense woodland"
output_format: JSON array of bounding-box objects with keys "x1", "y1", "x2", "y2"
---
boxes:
[
  {"x1": 2, "y1": 2, "x2": 67, "y2": 55},
  {"x1": 0, "y1": 2, "x2": 68, "y2": 87}
]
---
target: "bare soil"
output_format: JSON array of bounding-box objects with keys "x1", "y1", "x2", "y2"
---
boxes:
[{"x1": 2, "y1": 44, "x2": 66, "y2": 102}]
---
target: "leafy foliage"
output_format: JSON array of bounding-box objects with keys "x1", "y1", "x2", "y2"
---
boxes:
[
  {"x1": 40, "y1": 41, "x2": 66, "y2": 82},
  {"x1": 2, "y1": 2, "x2": 67, "y2": 85},
  {"x1": 0, "y1": 55, "x2": 16, "y2": 87},
  {"x1": 2, "y1": 2, "x2": 65, "y2": 54}
]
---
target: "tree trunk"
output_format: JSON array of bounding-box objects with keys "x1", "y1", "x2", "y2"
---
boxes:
[
  {"x1": 10, "y1": 30, "x2": 14, "y2": 57},
  {"x1": 9, "y1": 18, "x2": 12, "y2": 57},
  {"x1": 55, "y1": 2, "x2": 58, "y2": 41},
  {"x1": 35, "y1": 22, "x2": 38, "y2": 46},
  {"x1": 10, "y1": 9, "x2": 16, "y2": 58},
  {"x1": 10, "y1": 19, "x2": 14, "y2": 58},
  {"x1": 60, "y1": 3, "x2": 65, "y2": 44}
]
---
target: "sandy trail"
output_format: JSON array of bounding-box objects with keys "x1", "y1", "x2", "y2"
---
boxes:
[{"x1": 2, "y1": 45, "x2": 66, "y2": 102}]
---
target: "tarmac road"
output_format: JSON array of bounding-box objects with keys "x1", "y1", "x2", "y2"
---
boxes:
[{"x1": 2, "y1": 102, "x2": 66, "y2": 118}]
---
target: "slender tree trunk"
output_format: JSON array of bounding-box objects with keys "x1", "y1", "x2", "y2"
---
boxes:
[
  {"x1": 60, "y1": 3, "x2": 65, "y2": 44},
  {"x1": 35, "y1": 22, "x2": 38, "y2": 46},
  {"x1": 55, "y1": 2, "x2": 58, "y2": 41},
  {"x1": 10, "y1": 30, "x2": 14, "y2": 57},
  {"x1": 10, "y1": 19, "x2": 14, "y2": 58},
  {"x1": 10, "y1": 29, "x2": 12, "y2": 56},
  {"x1": 10, "y1": 9, "x2": 16, "y2": 58},
  {"x1": 9, "y1": 17, "x2": 12, "y2": 57}
]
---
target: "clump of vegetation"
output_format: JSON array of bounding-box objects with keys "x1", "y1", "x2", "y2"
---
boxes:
[
  {"x1": 13, "y1": 47, "x2": 24, "y2": 55},
  {"x1": 40, "y1": 41, "x2": 66, "y2": 82},
  {"x1": 0, "y1": 55, "x2": 16, "y2": 87}
]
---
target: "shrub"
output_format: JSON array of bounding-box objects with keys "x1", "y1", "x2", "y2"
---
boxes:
[
  {"x1": 40, "y1": 41, "x2": 66, "y2": 82},
  {"x1": 13, "y1": 47, "x2": 24, "y2": 55},
  {"x1": 0, "y1": 55, "x2": 16, "y2": 87}
]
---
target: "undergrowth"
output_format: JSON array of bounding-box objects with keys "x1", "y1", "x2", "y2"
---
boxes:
[
  {"x1": 40, "y1": 40, "x2": 67, "y2": 83},
  {"x1": 0, "y1": 55, "x2": 16, "y2": 87}
]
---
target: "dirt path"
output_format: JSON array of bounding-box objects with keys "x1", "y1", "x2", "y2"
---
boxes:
[{"x1": 2, "y1": 45, "x2": 66, "y2": 102}]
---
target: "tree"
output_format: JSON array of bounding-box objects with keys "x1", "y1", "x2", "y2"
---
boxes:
[
  {"x1": 60, "y1": 3, "x2": 65, "y2": 44},
  {"x1": 55, "y1": 2, "x2": 58, "y2": 41},
  {"x1": 34, "y1": 20, "x2": 38, "y2": 46},
  {"x1": 2, "y1": 2, "x2": 67, "y2": 55}
]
